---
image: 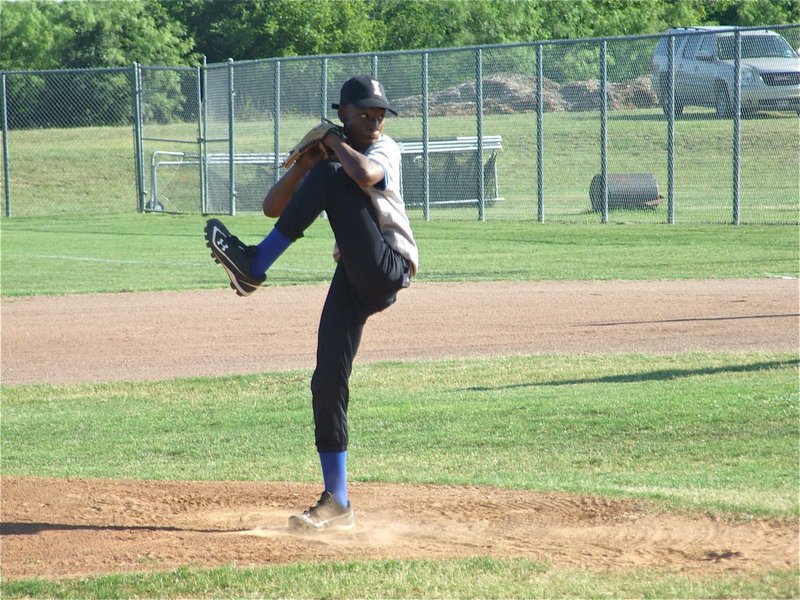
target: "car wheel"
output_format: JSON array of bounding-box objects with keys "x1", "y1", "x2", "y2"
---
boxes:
[{"x1": 715, "y1": 84, "x2": 732, "y2": 119}]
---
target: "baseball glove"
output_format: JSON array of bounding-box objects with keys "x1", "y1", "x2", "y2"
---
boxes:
[{"x1": 282, "y1": 119, "x2": 345, "y2": 169}]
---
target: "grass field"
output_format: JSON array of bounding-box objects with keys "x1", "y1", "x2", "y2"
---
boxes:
[
  {"x1": 1, "y1": 216, "x2": 799, "y2": 597},
  {"x1": 3, "y1": 353, "x2": 798, "y2": 516},
  {"x1": 1, "y1": 215, "x2": 798, "y2": 295},
  {"x1": 5, "y1": 558, "x2": 798, "y2": 599},
  {"x1": 3, "y1": 109, "x2": 798, "y2": 223},
  {"x1": 1, "y1": 351, "x2": 798, "y2": 597}
]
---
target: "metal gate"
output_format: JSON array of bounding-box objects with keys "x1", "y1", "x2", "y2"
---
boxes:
[
  {"x1": 138, "y1": 60, "x2": 280, "y2": 215},
  {"x1": 135, "y1": 64, "x2": 209, "y2": 213}
]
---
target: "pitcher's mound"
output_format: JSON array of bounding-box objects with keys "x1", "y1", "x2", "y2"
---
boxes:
[{"x1": 2, "y1": 477, "x2": 796, "y2": 580}]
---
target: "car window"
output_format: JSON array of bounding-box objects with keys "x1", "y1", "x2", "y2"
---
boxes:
[
  {"x1": 717, "y1": 35, "x2": 796, "y2": 60},
  {"x1": 698, "y1": 35, "x2": 716, "y2": 55},
  {"x1": 682, "y1": 36, "x2": 702, "y2": 59}
]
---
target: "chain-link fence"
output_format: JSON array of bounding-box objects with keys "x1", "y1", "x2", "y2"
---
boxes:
[
  {"x1": 2, "y1": 25, "x2": 798, "y2": 223},
  {"x1": 1, "y1": 66, "x2": 139, "y2": 216}
]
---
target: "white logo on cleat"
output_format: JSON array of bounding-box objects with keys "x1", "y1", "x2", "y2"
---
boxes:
[{"x1": 214, "y1": 231, "x2": 228, "y2": 252}]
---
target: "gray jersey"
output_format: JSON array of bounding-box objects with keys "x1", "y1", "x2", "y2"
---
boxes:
[{"x1": 333, "y1": 134, "x2": 419, "y2": 276}]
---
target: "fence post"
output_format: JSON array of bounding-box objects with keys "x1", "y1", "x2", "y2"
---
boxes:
[
  {"x1": 199, "y1": 59, "x2": 207, "y2": 214},
  {"x1": 273, "y1": 60, "x2": 281, "y2": 186},
  {"x1": 600, "y1": 40, "x2": 608, "y2": 224},
  {"x1": 536, "y1": 44, "x2": 544, "y2": 223},
  {"x1": 422, "y1": 52, "x2": 430, "y2": 221},
  {"x1": 321, "y1": 57, "x2": 328, "y2": 120},
  {"x1": 131, "y1": 63, "x2": 146, "y2": 212},
  {"x1": 667, "y1": 35, "x2": 675, "y2": 224},
  {"x1": 227, "y1": 58, "x2": 236, "y2": 215},
  {"x1": 195, "y1": 61, "x2": 208, "y2": 214},
  {"x1": 1, "y1": 72, "x2": 11, "y2": 217},
  {"x1": 733, "y1": 31, "x2": 741, "y2": 225},
  {"x1": 476, "y1": 47, "x2": 485, "y2": 222}
]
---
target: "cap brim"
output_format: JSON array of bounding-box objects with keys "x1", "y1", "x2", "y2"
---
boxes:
[{"x1": 332, "y1": 100, "x2": 398, "y2": 116}]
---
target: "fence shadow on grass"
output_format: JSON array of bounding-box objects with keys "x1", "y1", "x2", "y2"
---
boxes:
[
  {"x1": 589, "y1": 313, "x2": 800, "y2": 326},
  {"x1": 464, "y1": 358, "x2": 799, "y2": 392}
]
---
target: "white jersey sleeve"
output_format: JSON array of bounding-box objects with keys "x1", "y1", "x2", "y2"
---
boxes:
[{"x1": 362, "y1": 134, "x2": 419, "y2": 275}]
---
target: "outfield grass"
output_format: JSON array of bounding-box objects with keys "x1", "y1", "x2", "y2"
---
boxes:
[
  {"x1": 3, "y1": 353, "x2": 797, "y2": 517},
  {"x1": 1, "y1": 215, "x2": 797, "y2": 295},
  {"x1": 3, "y1": 559, "x2": 798, "y2": 599},
  {"x1": 2, "y1": 353, "x2": 798, "y2": 597}
]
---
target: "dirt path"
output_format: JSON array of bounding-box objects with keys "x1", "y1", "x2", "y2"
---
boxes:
[
  {"x1": 1, "y1": 279, "x2": 798, "y2": 581},
  {"x1": 2, "y1": 279, "x2": 797, "y2": 385}
]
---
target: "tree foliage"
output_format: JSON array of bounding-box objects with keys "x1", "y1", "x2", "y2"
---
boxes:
[
  {"x1": 0, "y1": 0, "x2": 59, "y2": 70},
  {"x1": 158, "y1": 0, "x2": 381, "y2": 64},
  {"x1": 372, "y1": 0, "x2": 546, "y2": 50},
  {"x1": 0, "y1": 0, "x2": 196, "y2": 71},
  {"x1": 2, "y1": 0, "x2": 796, "y2": 71}
]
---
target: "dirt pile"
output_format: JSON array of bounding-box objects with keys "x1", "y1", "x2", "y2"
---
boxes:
[{"x1": 393, "y1": 73, "x2": 659, "y2": 116}]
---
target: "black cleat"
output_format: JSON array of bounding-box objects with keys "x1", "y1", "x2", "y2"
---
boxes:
[
  {"x1": 288, "y1": 491, "x2": 354, "y2": 533},
  {"x1": 204, "y1": 218, "x2": 265, "y2": 297}
]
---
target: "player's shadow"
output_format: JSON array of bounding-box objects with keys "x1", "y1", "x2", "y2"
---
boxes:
[
  {"x1": 464, "y1": 359, "x2": 798, "y2": 392},
  {"x1": 0, "y1": 522, "x2": 234, "y2": 535}
]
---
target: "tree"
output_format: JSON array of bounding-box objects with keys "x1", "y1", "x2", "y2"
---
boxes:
[
  {"x1": 58, "y1": 0, "x2": 197, "y2": 68},
  {"x1": 159, "y1": 0, "x2": 382, "y2": 63},
  {"x1": 1, "y1": 1, "x2": 198, "y2": 128},
  {"x1": 0, "y1": 0, "x2": 62, "y2": 70},
  {"x1": 0, "y1": 0, "x2": 197, "y2": 71},
  {"x1": 703, "y1": 0, "x2": 800, "y2": 26},
  {"x1": 372, "y1": 0, "x2": 546, "y2": 50},
  {"x1": 3, "y1": 0, "x2": 796, "y2": 71}
]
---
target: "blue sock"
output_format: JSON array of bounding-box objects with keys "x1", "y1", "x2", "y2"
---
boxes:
[
  {"x1": 250, "y1": 228, "x2": 292, "y2": 278},
  {"x1": 319, "y1": 450, "x2": 348, "y2": 507}
]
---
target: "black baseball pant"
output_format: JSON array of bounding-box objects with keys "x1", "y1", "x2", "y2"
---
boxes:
[{"x1": 274, "y1": 160, "x2": 409, "y2": 452}]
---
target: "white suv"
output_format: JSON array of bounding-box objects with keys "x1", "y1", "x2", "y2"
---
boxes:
[{"x1": 651, "y1": 27, "x2": 800, "y2": 117}]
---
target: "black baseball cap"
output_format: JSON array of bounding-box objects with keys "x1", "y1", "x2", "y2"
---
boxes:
[{"x1": 332, "y1": 75, "x2": 398, "y2": 115}]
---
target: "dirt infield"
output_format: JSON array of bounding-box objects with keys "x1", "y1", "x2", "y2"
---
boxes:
[
  {"x1": 3, "y1": 477, "x2": 797, "y2": 581},
  {"x1": 2, "y1": 279, "x2": 799, "y2": 580},
  {"x1": 3, "y1": 279, "x2": 798, "y2": 385}
]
